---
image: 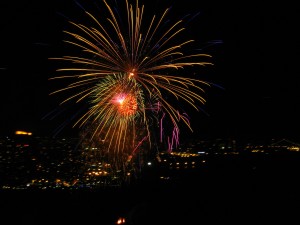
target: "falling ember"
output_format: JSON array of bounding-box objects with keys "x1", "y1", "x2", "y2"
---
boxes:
[{"x1": 116, "y1": 217, "x2": 126, "y2": 224}]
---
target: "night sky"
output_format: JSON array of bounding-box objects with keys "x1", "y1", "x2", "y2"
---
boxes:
[{"x1": 0, "y1": 0, "x2": 299, "y2": 141}]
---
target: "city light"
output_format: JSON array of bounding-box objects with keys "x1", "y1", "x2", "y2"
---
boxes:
[{"x1": 15, "y1": 130, "x2": 32, "y2": 136}]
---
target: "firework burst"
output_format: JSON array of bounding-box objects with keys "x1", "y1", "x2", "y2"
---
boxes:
[
  {"x1": 50, "y1": 0, "x2": 214, "y2": 178},
  {"x1": 79, "y1": 74, "x2": 147, "y2": 154}
]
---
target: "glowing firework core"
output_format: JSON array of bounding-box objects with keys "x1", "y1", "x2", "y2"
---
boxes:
[
  {"x1": 113, "y1": 93, "x2": 138, "y2": 116},
  {"x1": 128, "y1": 69, "x2": 137, "y2": 79}
]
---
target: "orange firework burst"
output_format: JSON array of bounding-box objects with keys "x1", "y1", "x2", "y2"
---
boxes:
[
  {"x1": 113, "y1": 93, "x2": 138, "y2": 117},
  {"x1": 49, "y1": 0, "x2": 214, "y2": 174},
  {"x1": 50, "y1": 0, "x2": 212, "y2": 131}
]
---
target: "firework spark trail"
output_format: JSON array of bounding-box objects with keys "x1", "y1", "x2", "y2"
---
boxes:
[
  {"x1": 160, "y1": 112, "x2": 166, "y2": 143},
  {"x1": 50, "y1": 0, "x2": 214, "y2": 176},
  {"x1": 131, "y1": 134, "x2": 149, "y2": 155}
]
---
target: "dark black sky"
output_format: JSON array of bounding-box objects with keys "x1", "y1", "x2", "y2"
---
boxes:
[{"x1": 0, "y1": 0, "x2": 299, "y2": 141}]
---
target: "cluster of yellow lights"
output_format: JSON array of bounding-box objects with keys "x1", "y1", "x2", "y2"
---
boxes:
[
  {"x1": 170, "y1": 152, "x2": 200, "y2": 157},
  {"x1": 288, "y1": 146, "x2": 300, "y2": 151},
  {"x1": 88, "y1": 171, "x2": 108, "y2": 176},
  {"x1": 15, "y1": 130, "x2": 32, "y2": 136}
]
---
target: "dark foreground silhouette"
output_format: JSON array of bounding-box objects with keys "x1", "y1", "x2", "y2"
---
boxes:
[{"x1": 1, "y1": 153, "x2": 300, "y2": 225}]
